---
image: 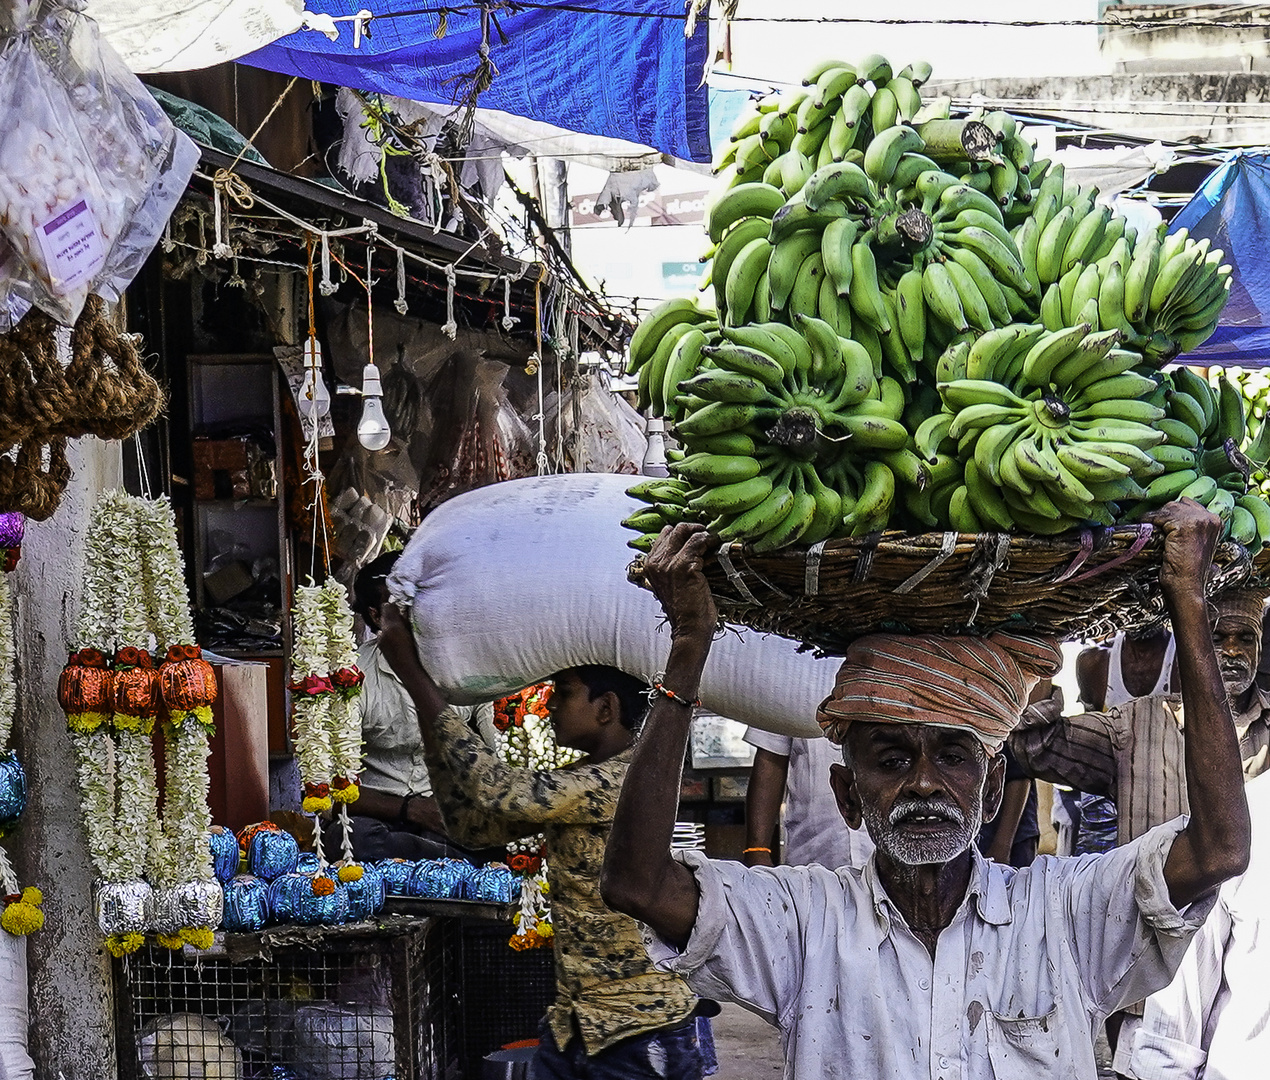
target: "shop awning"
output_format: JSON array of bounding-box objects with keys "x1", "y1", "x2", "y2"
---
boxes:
[
  {"x1": 243, "y1": 0, "x2": 712, "y2": 164},
  {"x1": 1170, "y1": 151, "x2": 1270, "y2": 366}
]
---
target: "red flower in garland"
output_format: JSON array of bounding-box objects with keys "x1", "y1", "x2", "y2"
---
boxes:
[
  {"x1": 330, "y1": 666, "x2": 364, "y2": 699},
  {"x1": 492, "y1": 683, "x2": 554, "y2": 732},
  {"x1": 508, "y1": 853, "x2": 543, "y2": 875},
  {"x1": 289, "y1": 674, "x2": 334, "y2": 697}
]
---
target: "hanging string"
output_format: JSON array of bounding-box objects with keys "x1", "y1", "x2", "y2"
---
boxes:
[
  {"x1": 304, "y1": 235, "x2": 335, "y2": 583},
  {"x1": 319, "y1": 233, "x2": 337, "y2": 295},
  {"x1": 394, "y1": 246, "x2": 408, "y2": 314},
  {"x1": 132, "y1": 435, "x2": 152, "y2": 500},
  {"x1": 534, "y1": 354, "x2": 549, "y2": 476},
  {"x1": 502, "y1": 274, "x2": 518, "y2": 331},
  {"x1": 211, "y1": 185, "x2": 232, "y2": 258},
  {"x1": 211, "y1": 75, "x2": 299, "y2": 212},
  {"x1": 442, "y1": 264, "x2": 458, "y2": 340}
]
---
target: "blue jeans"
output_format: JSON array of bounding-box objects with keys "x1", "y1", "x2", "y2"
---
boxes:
[{"x1": 529, "y1": 1017, "x2": 706, "y2": 1080}]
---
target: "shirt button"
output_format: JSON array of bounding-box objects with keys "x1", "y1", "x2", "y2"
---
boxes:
[
  {"x1": 939, "y1": 1058, "x2": 950, "y2": 1070},
  {"x1": 919, "y1": 978, "x2": 931, "y2": 990}
]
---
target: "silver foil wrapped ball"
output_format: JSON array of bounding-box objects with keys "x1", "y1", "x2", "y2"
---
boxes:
[
  {"x1": 269, "y1": 873, "x2": 349, "y2": 925},
  {"x1": 222, "y1": 875, "x2": 270, "y2": 932},
  {"x1": 342, "y1": 866, "x2": 386, "y2": 922},
  {"x1": 247, "y1": 829, "x2": 299, "y2": 881},
  {"x1": 410, "y1": 859, "x2": 471, "y2": 900},
  {"x1": 464, "y1": 864, "x2": 521, "y2": 904},
  {"x1": 208, "y1": 826, "x2": 240, "y2": 883},
  {"x1": 96, "y1": 880, "x2": 155, "y2": 936},
  {"x1": 375, "y1": 859, "x2": 415, "y2": 896},
  {"x1": 152, "y1": 879, "x2": 225, "y2": 935},
  {"x1": 0, "y1": 752, "x2": 26, "y2": 836}
]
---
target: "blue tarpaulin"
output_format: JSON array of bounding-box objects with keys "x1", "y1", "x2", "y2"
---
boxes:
[
  {"x1": 1169, "y1": 151, "x2": 1270, "y2": 365},
  {"x1": 244, "y1": 0, "x2": 711, "y2": 162}
]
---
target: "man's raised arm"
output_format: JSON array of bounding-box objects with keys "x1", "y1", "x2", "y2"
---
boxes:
[
  {"x1": 1153, "y1": 498, "x2": 1252, "y2": 906},
  {"x1": 600, "y1": 524, "x2": 719, "y2": 949}
]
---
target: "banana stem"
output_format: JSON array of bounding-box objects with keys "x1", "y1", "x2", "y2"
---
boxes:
[
  {"x1": 765, "y1": 407, "x2": 822, "y2": 458},
  {"x1": 915, "y1": 119, "x2": 997, "y2": 164}
]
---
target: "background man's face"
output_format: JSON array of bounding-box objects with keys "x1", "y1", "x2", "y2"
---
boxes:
[{"x1": 1213, "y1": 614, "x2": 1261, "y2": 700}]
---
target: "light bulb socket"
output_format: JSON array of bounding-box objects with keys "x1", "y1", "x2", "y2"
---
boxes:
[{"x1": 362, "y1": 362, "x2": 383, "y2": 398}]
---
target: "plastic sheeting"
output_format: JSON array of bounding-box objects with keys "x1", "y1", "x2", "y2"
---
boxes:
[
  {"x1": 244, "y1": 0, "x2": 712, "y2": 163},
  {"x1": 1168, "y1": 151, "x2": 1270, "y2": 365},
  {"x1": 86, "y1": 0, "x2": 307, "y2": 73}
]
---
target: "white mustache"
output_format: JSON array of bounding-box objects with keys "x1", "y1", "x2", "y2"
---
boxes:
[{"x1": 888, "y1": 799, "x2": 966, "y2": 829}]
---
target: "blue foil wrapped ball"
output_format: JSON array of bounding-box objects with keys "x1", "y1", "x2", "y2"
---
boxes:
[
  {"x1": 222, "y1": 875, "x2": 270, "y2": 932},
  {"x1": 0, "y1": 752, "x2": 27, "y2": 837},
  {"x1": 376, "y1": 859, "x2": 415, "y2": 896},
  {"x1": 269, "y1": 873, "x2": 350, "y2": 925},
  {"x1": 464, "y1": 864, "x2": 521, "y2": 904},
  {"x1": 343, "y1": 865, "x2": 386, "y2": 921},
  {"x1": 247, "y1": 829, "x2": 299, "y2": 881},
  {"x1": 295, "y1": 852, "x2": 321, "y2": 874},
  {"x1": 208, "y1": 826, "x2": 241, "y2": 883},
  {"x1": 409, "y1": 859, "x2": 469, "y2": 900}
]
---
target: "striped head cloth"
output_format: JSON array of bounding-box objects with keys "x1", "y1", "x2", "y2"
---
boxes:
[
  {"x1": 1212, "y1": 588, "x2": 1270, "y2": 632},
  {"x1": 816, "y1": 632, "x2": 1064, "y2": 751}
]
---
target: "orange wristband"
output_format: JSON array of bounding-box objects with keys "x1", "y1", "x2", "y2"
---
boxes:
[{"x1": 743, "y1": 847, "x2": 771, "y2": 855}]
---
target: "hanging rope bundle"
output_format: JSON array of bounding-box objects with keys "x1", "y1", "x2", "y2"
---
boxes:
[{"x1": 0, "y1": 297, "x2": 162, "y2": 518}]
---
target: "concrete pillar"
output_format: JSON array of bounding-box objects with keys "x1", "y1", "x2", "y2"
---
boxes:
[{"x1": 12, "y1": 437, "x2": 122, "y2": 1079}]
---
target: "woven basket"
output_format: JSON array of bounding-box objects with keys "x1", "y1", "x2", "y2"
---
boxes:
[{"x1": 629, "y1": 527, "x2": 1269, "y2": 655}]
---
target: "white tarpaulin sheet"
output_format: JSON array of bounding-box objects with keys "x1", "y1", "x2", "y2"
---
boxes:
[{"x1": 86, "y1": 0, "x2": 306, "y2": 73}]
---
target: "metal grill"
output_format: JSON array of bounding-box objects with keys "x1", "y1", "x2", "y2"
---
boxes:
[{"x1": 114, "y1": 919, "x2": 461, "y2": 1080}]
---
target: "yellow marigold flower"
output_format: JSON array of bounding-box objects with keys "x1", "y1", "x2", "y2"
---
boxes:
[
  {"x1": 106, "y1": 932, "x2": 145, "y2": 957},
  {"x1": 0, "y1": 899, "x2": 44, "y2": 935},
  {"x1": 181, "y1": 926, "x2": 214, "y2": 950}
]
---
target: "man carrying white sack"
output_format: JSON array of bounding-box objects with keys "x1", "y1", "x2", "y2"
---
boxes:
[{"x1": 601, "y1": 498, "x2": 1250, "y2": 1080}]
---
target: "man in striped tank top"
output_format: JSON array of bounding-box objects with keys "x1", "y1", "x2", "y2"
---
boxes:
[{"x1": 1009, "y1": 589, "x2": 1270, "y2": 1078}]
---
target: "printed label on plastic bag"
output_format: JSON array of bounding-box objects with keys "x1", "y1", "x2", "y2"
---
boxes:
[{"x1": 35, "y1": 199, "x2": 106, "y2": 291}]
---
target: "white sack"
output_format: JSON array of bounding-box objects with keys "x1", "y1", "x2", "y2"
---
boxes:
[
  {"x1": 86, "y1": 1, "x2": 307, "y2": 74},
  {"x1": 388, "y1": 473, "x2": 829, "y2": 737},
  {"x1": 0, "y1": 932, "x2": 34, "y2": 1080}
]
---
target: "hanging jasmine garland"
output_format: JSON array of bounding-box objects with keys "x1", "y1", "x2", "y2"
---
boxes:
[
  {"x1": 290, "y1": 579, "x2": 364, "y2": 877},
  {"x1": 0, "y1": 565, "x2": 44, "y2": 935},
  {"x1": 56, "y1": 491, "x2": 220, "y2": 955},
  {"x1": 291, "y1": 583, "x2": 336, "y2": 815}
]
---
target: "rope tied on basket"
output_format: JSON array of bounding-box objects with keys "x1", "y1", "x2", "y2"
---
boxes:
[{"x1": 816, "y1": 632, "x2": 1063, "y2": 752}]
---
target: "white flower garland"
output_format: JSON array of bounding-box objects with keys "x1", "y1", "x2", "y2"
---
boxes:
[
  {"x1": 292, "y1": 582, "x2": 334, "y2": 811},
  {"x1": 0, "y1": 572, "x2": 14, "y2": 749},
  {"x1": 138, "y1": 496, "x2": 196, "y2": 655},
  {"x1": 136, "y1": 496, "x2": 214, "y2": 888},
  {"x1": 63, "y1": 491, "x2": 217, "y2": 946},
  {"x1": 321, "y1": 580, "x2": 362, "y2": 785},
  {"x1": 71, "y1": 492, "x2": 165, "y2": 890}
]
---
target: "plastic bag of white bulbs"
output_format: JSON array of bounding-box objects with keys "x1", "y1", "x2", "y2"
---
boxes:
[
  {"x1": 0, "y1": 1, "x2": 198, "y2": 325},
  {"x1": 137, "y1": 1014, "x2": 244, "y2": 1080}
]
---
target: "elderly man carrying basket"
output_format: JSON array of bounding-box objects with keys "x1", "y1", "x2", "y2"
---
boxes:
[{"x1": 601, "y1": 498, "x2": 1249, "y2": 1080}]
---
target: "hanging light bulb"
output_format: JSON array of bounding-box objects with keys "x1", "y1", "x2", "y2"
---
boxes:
[
  {"x1": 298, "y1": 336, "x2": 332, "y2": 420},
  {"x1": 357, "y1": 362, "x2": 392, "y2": 450}
]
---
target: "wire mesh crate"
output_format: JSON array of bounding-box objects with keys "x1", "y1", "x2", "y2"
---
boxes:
[
  {"x1": 114, "y1": 918, "x2": 461, "y2": 1080},
  {"x1": 448, "y1": 918, "x2": 555, "y2": 1079}
]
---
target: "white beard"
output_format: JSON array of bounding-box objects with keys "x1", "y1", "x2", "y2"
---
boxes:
[{"x1": 862, "y1": 794, "x2": 982, "y2": 866}]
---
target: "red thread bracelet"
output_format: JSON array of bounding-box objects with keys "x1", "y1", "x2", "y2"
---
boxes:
[{"x1": 652, "y1": 682, "x2": 701, "y2": 709}]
